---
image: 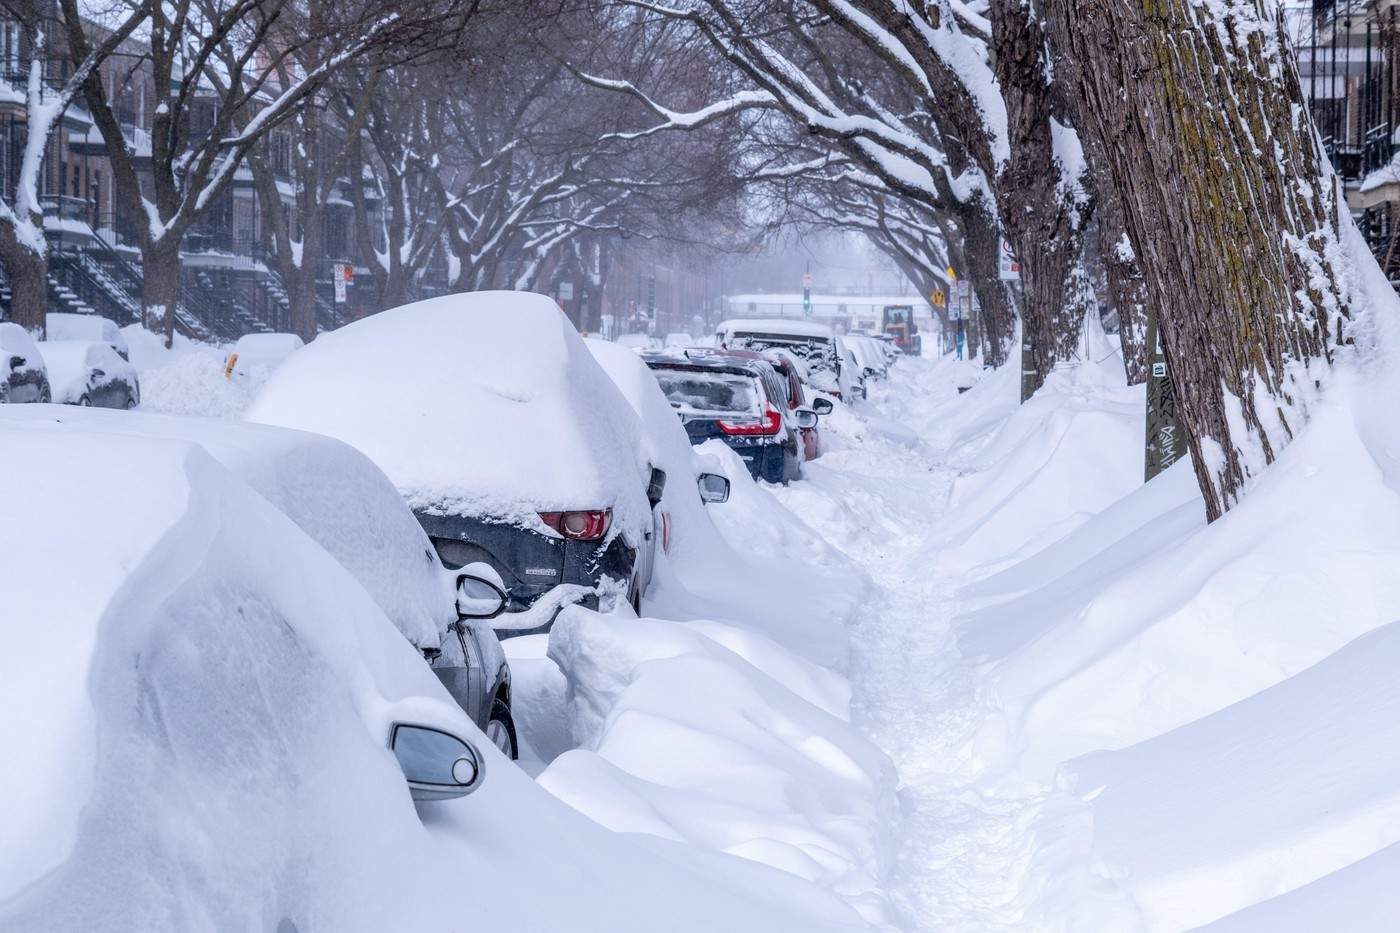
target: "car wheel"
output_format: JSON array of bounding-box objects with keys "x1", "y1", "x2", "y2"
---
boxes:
[
  {"x1": 78, "y1": 395, "x2": 91, "y2": 407},
  {"x1": 486, "y1": 698, "x2": 518, "y2": 761},
  {"x1": 125, "y1": 393, "x2": 137, "y2": 410}
]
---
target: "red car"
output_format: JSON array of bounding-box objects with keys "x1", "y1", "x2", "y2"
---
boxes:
[{"x1": 762, "y1": 350, "x2": 825, "y2": 461}]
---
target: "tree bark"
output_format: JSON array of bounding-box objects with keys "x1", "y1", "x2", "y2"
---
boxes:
[
  {"x1": 1045, "y1": 0, "x2": 1352, "y2": 520},
  {"x1": 142, "y1": 239, "x2": 182, "y2": 340},
  {"x1": 961, "y1": 197, "x2": 1015, "y2": 367},
  {"x1": 991, "y1": 0, "x2": 1093, "y2": 398},
  {"x1": 0, "y1": 227, "x2": 47, "y2": 337}
]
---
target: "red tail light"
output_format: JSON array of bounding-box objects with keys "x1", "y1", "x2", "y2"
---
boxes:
[
  {"x1": 539, "y1": 508, "x2": 612, "y2": 541},
  {"x1": 717, "y1": 404, "x2": 783, "y2": 436}
]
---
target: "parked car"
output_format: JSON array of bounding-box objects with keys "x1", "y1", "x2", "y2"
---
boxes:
[
  {"x1": 836, "y1": 337, "x2": 866, "y2": 399},
  {"x1": 764, "y1": 349, "x2": 832, "y2": 460},
  {"x1": 224, "y1": 332, "x2": 304, "y2": 384},
  {"x1": 715, "y1": 318, "x2": 854, "y2": 401},
  {"x1": 46, "y1": 312, "x2": 129, "y2": 359},
  {"x1": 845, "y1": 333, "x2": 889, "y2": 381},
  {"x1": 38, "y1": 340, "x2": 140, "y2": 408},
  {"x1": 248, "y1": 291, "x2": 665, "y2": 631},
  {"x1": 0, "y1": 414, "x2": 496, "y2": 918},
  {"x1": 0, "y1": 321, "x2": 50, "y2": 403},
  {"x1": 643, "y1": 350, "x2": 818, "y2": 484}
]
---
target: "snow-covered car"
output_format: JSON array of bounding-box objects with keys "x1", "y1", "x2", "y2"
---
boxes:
[
  {"x1": 37, "y1": 339, "x2": 140, "y2": 408},
  {"x1": 247, "y1": 291, "x2": 665, "y2": 630},
  {"x1": 715, "y1": 318, "x2": 854, "y2": 401},
  {"x1": 588, "y1": 340, "x2": 733, "y2": 555},
  {"x1": 764, "y1": 349, "x2": 832, "y2": 460},
  {"x1": 46, "y1": 312, "x2": 130, "y2": 359},
  {"x1": 0, "y1": 404, "x2": 519, "y2": 758},
  {"x1": 0, "y1": 414, "x2": 505, "y2": 925},
  {"x1": 616, "y1": 332, "x2": 660, "y2": 352},
  {"x1": 224, "y1": 332, "x2": 304, "y2": 384},
  {"x1": 836, "y1": 336, "x2": 866, "y2": 400},
  {"x1": 643, "y1": 349, "x2": 816, "y2": 484},
  {"x1": 0, "y1": 321, "x2": 50, "y2": 403},
  {"x1": 845, "y1": 333, "x2": 888, "y2": 381}
]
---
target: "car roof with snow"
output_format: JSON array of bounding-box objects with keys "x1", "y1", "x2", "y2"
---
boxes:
[
  {"x1": 0, "y1": 405, "x2": 452, "y2": 649},
  {"x1": 716, "y1": 318, "x2": 835, "y2": 340},
  {"x1": 641, "y1": 348, "x2": 771, "y2": 378},
  {"x1": 246, "y1": 291, "x2": 652, "y2": 540},
  {"x1": 46, "y1": 313, "x2": 128, "y2": 354}
]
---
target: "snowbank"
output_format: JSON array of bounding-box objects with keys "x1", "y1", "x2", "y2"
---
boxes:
[
  {"x1": 136, "y1": 349, "x2": 253, "y2": 418},
  {"x1": 539, "y1": 605, "x2": 897, "y2": 927},
  {"x1": 247, "y1": 291, "x2": 653, "y2": 541}
]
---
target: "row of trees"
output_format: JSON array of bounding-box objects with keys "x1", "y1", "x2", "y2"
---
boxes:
[
  {"x1": 0, "y1": 0, "x2": 752, "y2": 341},
  {"x1": 574, "y1": 0, "x2": 1359, "y2": 523}
]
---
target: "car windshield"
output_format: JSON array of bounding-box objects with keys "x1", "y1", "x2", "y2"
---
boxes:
[{"x1": 654, "y1": 369, "x2": 760, "y2": 417}]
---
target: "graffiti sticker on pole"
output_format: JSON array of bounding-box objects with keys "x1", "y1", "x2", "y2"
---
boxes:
[{"x1": 999, "y1": 238, "x2": 1021, "y2": 281}]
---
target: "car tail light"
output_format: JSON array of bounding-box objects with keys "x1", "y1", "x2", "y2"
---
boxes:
[
  {"x1": 538, "y1": 509, "x2": 612, "y2": 541},
  {"x1": 717, "y1": 404, "x2": 783, "y2": 436}
]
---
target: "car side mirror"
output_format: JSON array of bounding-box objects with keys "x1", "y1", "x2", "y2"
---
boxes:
[
  {"x1": 697, "y1": 472, "x2": 730, "y2": 504},
  {"x1": 646, "y1": 466, "x2": 667, "y2": 508},
  {"x1": 811, "y1": 397, "x2": 834, "y2": 415},
  {"x1": 9, "y1": 355, "x2": 24, "y2": 369},
  {"x1": 91, "y1": 368, "x2": 105, "y2": 379},
  {"x1": 794, "y1": 409, "x2": 819, "y2": 429},
  {"x1": 863, "y1": 367, "x2": 878, "y2": 378},
  {"x1": 456, "y1": 572, "x2": 506, "y2": 619},
  {"x1": 389, "y1": 723, "x2": 485, "y2": 801}
]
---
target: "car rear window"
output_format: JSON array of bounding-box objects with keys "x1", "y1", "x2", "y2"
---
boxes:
[{"x1": 654, "y1": 369, "x2": 761, "y2": 417}]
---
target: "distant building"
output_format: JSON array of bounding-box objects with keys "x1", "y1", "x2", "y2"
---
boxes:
[{"x1": 721, "y1": 292, "x2": 935, "y2": 337}]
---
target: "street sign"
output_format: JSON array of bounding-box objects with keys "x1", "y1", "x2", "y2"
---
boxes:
[
  {"x1": 999, "y1": 237, "x2": 1020, "y2": 281},
  {"x1": 558, "y1": 281, "x2": 574, "y2": 301},
  {"x1": 333, "y1": 263, "x2": 348, "y2": 303}
]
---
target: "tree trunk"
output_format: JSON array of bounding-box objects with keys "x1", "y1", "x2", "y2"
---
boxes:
[
  {"x1": 142, "y1": 239, "x2": 181, "y2": 346},
  {"x1": 991, "y1": 0, "x2": 1093, "y2": 398},
  {"x1": 1046, "y1": 0, "x2": 1352, "y2": 520},
  {"x1": 961, "y1": 198, "x2": 1015, "y2": 367},
  {"x1": 287, "y1": 257, "x2": 320, "y2": 343},
  {"x1": 0, "y1": 226, "x2": 48, "y2": 337},
  {"x1": 1102, "y1": 213, "x2": 1149, "y2": 385}
]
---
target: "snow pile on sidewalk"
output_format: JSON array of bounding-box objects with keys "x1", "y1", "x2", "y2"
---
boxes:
[
  {"x1": 538, "y1": 605, "x2": 898, "y2": 928},
  {"x1": 119, "y1": 325, "x2": 251, "y2": 418},
  {"x1": 927, "y1": 314, "x2": 1400, "y2": 923}
]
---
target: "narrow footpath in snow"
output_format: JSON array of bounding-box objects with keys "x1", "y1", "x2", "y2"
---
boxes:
[{"x1": 770, "y1": 358, "x2": 1060, "y2": 931}]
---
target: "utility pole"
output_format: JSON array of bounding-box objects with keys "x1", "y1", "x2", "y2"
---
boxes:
[{"x1": 802, "y1": 260, "x2": 812, "y2": 318}]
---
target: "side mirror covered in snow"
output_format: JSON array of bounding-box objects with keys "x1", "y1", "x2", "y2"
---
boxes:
[
  {"x1": 811, "y1": 397, "x2": 834, "y2": 416},
  {"x1": 697, "y1": 472, "x2": 730, "y2": 505},
  {"x1": 794, "y1": 409, "x2": 819, "y2": 430},
  {"x1": 646, "y1": 467, "x2": 668, "y2": 508},
  {"x1": 456, "y1": 572, "x2": 506, "y2": 620},
  {"x1": 389, "y1": 723, "x2": 485, "y2": 801}
]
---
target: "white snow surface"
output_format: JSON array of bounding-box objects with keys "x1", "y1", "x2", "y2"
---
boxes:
[{"x1": 247, "y1": 291, "x2": 653, "y2": 540}]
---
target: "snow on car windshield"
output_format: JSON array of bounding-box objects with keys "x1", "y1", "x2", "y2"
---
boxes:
[{"x1": 653, "y1": 369, "x2": 760, "y2": 417}]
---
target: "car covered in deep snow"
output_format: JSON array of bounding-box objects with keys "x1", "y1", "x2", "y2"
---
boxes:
[
  {"x1": 0, "y1": 321, "x2": 50, "y2": 404},
  {"x1": 0, "y1": 404, "x2": 520, "y2": 758},
  {"x1": 715, "y1": 318, "x2": 854, "y2": 401},
  {"x1": 0, "y1": 414, "x2": 506, "y2": 928},
  {"x1": 643, "y1": 349, "x2": 818, "y2": 484},
  {"x1": 45, "y1": 312, "x2": 130, "y2": 359},
  {"x1": 37, "y1": 340, "x2": 140, "y2": 408},
  {"x1": 247, "y1": 291, "x2": 666, "y2": 631}
]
